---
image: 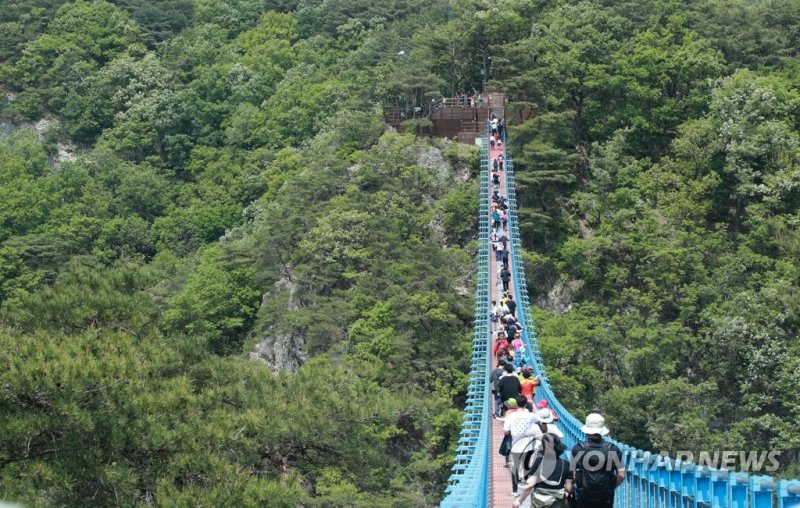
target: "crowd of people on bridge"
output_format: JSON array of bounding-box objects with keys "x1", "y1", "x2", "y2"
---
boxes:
[{"x1": 485, "y1": 123, "x2": 625, "y2": 508}]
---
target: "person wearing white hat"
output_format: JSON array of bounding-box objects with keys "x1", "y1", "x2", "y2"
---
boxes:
[
  {"x1": 580, "y1": 413, "x2": 610, "y2": 436},
  {"x1": 570, "y1": 413, "x2": 625, "y2": 508},
  {"x1": 505, "y1": 407, "x2": 565, "y2": 498}
]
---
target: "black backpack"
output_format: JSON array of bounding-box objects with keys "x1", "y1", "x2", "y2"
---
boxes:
[{"x1": 574, "y1": 441, "x2": 615, "y2": 503}]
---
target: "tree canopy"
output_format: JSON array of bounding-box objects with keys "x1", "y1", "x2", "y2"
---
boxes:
[{"x1": 3, "y1": 0, "x2": 800, "y2": 504}]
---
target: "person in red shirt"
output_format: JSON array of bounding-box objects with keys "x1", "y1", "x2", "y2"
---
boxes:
[{"x1": 494, "y1": 338, "x2": 509, "y2": 362}]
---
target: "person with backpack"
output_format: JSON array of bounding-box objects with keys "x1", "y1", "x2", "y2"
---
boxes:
[
  {"x1": 520, "y1": 408, "x2": 564, "y2": 458},
  {"x1": 571, "y1": 414, "x2": 625, "y2": 508},
  {"x1": 506, "y1": 405, "x2": 562, "y2": 498},
  {"x1": 489, "y1": 360, "x2": 507, "y2": 418},
  {"x1": 492, "y1": 210, "x2": 502, "y2": 230},
  {"x1": 514, "y1": 434, "x2": 572, "y2": 508},
  {"x1": 494, "y1": 239, "x2": 505, "y2": 262},
  {"x1": 498, "y1": 231, "x2": 508, "y2": 250}
]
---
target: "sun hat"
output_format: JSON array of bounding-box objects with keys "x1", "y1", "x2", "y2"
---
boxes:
[
  {"x1": 536, "y1": 400, "x2": 549, "y2": 409},
  {"x1": 506, "y1": 398, "x2": 518, "y2": 409},
  {"x1": 581, "y1": 413, "x2": 610, "y2": 436},
  {"x1": 535, "y1": 408, "x2": 554, "y2": 424}
]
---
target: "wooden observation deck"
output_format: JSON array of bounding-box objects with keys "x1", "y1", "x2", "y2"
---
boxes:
[{"x1": 386, "y1": 92, "x2": 506, "y2": 145}]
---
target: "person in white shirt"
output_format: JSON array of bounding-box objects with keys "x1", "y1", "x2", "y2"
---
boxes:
[
  {"x1": 503, "y1": 395, "x2": 533, "y2": 497},
  {"x1": 505, "y1": 407, "x2": 565, "y2": 497},
  {"x1": 491, "y1": 301, "x2": 501, "y2": 323},
  {"x1": 493, "y1": 301, "x2": 508, "y2": 323},
  {"x1": 494, "y1": 240, "x2": 505, "y2": 262}
]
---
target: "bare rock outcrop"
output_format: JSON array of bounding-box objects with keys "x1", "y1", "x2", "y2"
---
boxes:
[{"x1": 249, "y1": 273, "x2": 307, "y2": 373}]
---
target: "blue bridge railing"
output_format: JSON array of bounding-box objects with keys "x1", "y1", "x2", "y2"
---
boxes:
[
  {"x1": 440, "y1": 132, "x2": 492, "y2": 507},
  {"x1": 441, "y1": 123, "x2": 800, "y2": 508},
  {"x1": 500, "y1": 128, "x2": 800, "y2": 508}
]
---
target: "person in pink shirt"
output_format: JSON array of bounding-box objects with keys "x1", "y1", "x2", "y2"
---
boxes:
[{"x1": 511, "y1": 333, "x2": 524, "y2": 353}]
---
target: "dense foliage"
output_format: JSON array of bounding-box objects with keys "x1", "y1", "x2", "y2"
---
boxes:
[
  {"x1": 2, "y1": 0, "x2": 800, "y2": 505},
  {"x1": 496, "y1": 0, "x2": 800, "y2": 475},
  {"x1": 0, "y1": 0, "x2": 481, "y2": 505}
]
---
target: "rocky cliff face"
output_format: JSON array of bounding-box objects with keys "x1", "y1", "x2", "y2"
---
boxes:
[
  {"x1": 249, "y1": 139, "x2": 478, "y2": 374},
  {"x1": 249, "y1": 273, "x2": 307, "y2": 373},
  {"x1": 2, "y1": 93, "x2": 78, "y2": 167},
  {"x1": 537, "y1": 278, "x2": 582, "y2": 315}
]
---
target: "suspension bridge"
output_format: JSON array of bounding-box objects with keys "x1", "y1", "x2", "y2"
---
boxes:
[{"x1": 439, "y1": 122, "x2": 800, "y2": 508}]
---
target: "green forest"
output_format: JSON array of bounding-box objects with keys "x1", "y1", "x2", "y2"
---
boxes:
[{"x1": 0, "y1": 0, "x2": 799, "y2": 505}]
